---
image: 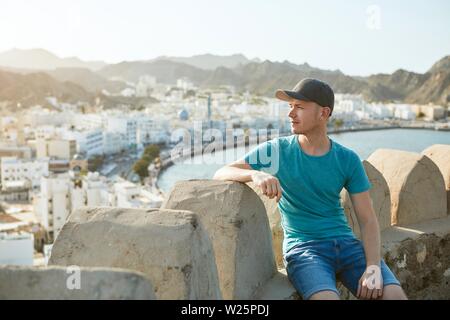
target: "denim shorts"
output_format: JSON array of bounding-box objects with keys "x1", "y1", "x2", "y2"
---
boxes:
[{"x1": 283, "y1": 236, "x2": 401, "y2": 300}]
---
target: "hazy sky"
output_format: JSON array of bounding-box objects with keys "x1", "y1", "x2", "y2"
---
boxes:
[{"x1": 0, "y1": 0, "x2": 449, "y2": 76}]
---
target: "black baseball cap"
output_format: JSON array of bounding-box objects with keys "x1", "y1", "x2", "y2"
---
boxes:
[{"x1": 275, "y1": 78, "x2": 334, "y2": 116}]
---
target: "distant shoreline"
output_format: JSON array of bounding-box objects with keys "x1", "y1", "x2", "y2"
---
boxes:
[{"x1": 155, "y1": 122, "x2": 447, "y2": 190}]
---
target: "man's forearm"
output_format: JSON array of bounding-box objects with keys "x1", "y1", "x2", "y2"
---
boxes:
[
  {"x1": 360, "y1": 217, "x2": 381, "y2": 266},
  {"x1": 213, "y1": 166, "x2": 255, "y2": 183}
]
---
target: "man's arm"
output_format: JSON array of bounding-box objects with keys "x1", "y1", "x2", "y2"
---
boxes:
[
  {"x1": 212, "y1": 159, "x2": 254, "y2": 183},
  {"x1": 213, "y1": 160, "x2": 282, "y2": 202},
  {"x1": 350, "y1": 190, "x2": 382, "y2": 299}
]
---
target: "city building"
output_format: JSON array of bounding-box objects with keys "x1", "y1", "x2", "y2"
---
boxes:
[
  {"x1": 113, "y1": 180, "x2": 162, "y2": 208},
  {"x1": 36, "y1": 139, "x2": 77, "y2": 160},
  {"x1": 61, "y1": 127, "x2": 104, "y2": 158},
  {"x1": 1, "y1": 157, "x2": 49, "y2": 190},
  {"x1": 106, "y1": 117, "x2": 137, "y2": 148},
  {"x1": 33, "y1": 171, "x2": 110, "y2": 238}
]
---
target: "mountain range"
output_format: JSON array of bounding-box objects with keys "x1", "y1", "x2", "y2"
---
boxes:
[{"x1": 0, "y1": 48, "x2": 449, "y2": 108}]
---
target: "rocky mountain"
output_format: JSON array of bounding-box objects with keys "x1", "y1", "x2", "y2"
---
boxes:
[
  {"x1": 98, "y1": 59, "x2": 210, "y2": 84},
  {"x1": 0, "y1": 48, "x2": 107, "y2": 71},
  {"x1": 152, "y1": 53, "x2": 260, "y2": 70},
  {"x1": 1, "y1": 48, "x2": 449, "y2": 107},
  {"x1": 405, "y1": 56, "x2": 450, "y2": 105},
  {"x1": 46, "y1": 68, "x2": 128, "y2": 94},
  {"x1": 97, "y1": 55, "x2": 450, "y2": 105},
  {"x1": 0, "y1": 69, "x2": 93, "y2": 108}
]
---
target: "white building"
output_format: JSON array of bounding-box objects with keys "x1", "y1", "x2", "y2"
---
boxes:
[
  {"x1": 107, "y1": 117, "x2": 137, "y2": 147},
  {"x1": 36, "y1": 139, "x2": 77, "y2": 160},
  {"x1": 34, "y1": 171, "x2": 110, "y2": 238},
  {"x1": 0, "y1": 144, "x2": 33, "y2": 159},
  {"x1": 24, "y1": 107, "x2": 73, "y2": 127},
  {"x1": 113, "y1": 180, "x2": 162, "y2": 208},
  {"x1": 422, "y1": 104, "x2": 446, "y2": 121},
  {"x1": 136, "y1": 117, "x2": 170, "y2": 145},
  {"x1": 35, "y1": 174, "x2": 71, "y2": 237},
  {"x1": 103, "y1": 131, "x2": 127, "y2": 155},
  {"x1": 34, "y1": 125, "x2": 58, "y2": 140},
  {"x1": 0, "y1": 232, "x2": 34, "y2": 265},
  {"x1": 73, "y1": 114, "x2": 105, "y2": 129},
  {"x1": 333, "y1": 94, "x2": 371, "y2": 121},
  {"x1": 391, "y1": 104, "x2": 416, "y2": 120},
  {"x1": 1, "y1": 157, "x2": 49, "y2": 190},
  {"x1": 62, "y1": 127, "x2": 104, "y2": 158},
  {"x1": 367, "y1": 103, "x2": 393, "y2": 119},
  {"x1": 83, "y1": 172, "x2": 109, "y2": 206}
]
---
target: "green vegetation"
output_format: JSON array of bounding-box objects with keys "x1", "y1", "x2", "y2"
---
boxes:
[{"x1": 133, "y1": 144, "x2": 161, "y2": 183}]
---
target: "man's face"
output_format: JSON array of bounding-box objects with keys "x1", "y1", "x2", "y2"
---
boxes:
[{"x1": 288, "y1": 99, "x2": 324, "y2": 134}]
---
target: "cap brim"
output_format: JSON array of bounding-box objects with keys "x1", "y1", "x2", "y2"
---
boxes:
[{"x1": 275, "y1": 90, "x2": 312, "y2": 102}]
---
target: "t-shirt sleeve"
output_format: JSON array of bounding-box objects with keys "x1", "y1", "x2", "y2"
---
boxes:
[
  {"x1": 344, "y1": 152, "x2": 372, "y2": 194},
  {"x1": 242, "y1": 139, "x2": 280, "y2": 176}
]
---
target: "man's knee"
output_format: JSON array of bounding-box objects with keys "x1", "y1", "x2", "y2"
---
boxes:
[
  {"x1": 380, "y1": 284, "x2": 408, "y2": 300},
  {"x1": 309, "y1": 290, "x2": 340, "y2": 300}
]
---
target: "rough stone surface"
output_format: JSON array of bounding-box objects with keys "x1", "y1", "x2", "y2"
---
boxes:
[
  {"x1": 0, "y1": 265, "x2": 156, "y2": 300},
  {"x1": 338, "y1": 216, "x2": 450, "y2": 300},
  {"x1": 247, "y1": 181, "x2": 284, "y2": 269},
  {"x1": 383, "y1": 232, "x2": 450, "y2": 299},
  {"x1": 253, "y1": 269, "x2": 300, "y2": 300},
  {"x1": 162, "y1": 180, "x2": 276, "y2": 299},
  {"x1": 49, "y1": 207, "x2": 221, "y2": 299},
  {"x1": 367, "y1": 149, "x2": 447, "y2": 226},
  {"x1": 422, "y1": 144, "x2": 450, "y2": 214},
  {"x1": 341, "y1": 160, "x2": 392, "y2": 238}
]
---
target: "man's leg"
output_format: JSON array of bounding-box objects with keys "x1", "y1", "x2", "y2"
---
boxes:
[
  {"x1": 337, "y1": 238, "x2": 405, "y2": 300},
  {"x1": 284, "y1": 240, "x2": 340, "y2": 300},
  {"x1": 380, "y1": 284, "x2": 408, "y2": 300},
  {"x1": 309, "y1": 290, "x2": 340, "y2": 300}
]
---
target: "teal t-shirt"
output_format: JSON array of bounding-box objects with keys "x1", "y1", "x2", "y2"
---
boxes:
[{"x1": 243, "y1": 135, "x2": 372, "y2": 254}]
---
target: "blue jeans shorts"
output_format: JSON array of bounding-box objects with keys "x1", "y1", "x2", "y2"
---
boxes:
[{"x1": 283, "y1": 236, "x2": 401, "y2": 300}]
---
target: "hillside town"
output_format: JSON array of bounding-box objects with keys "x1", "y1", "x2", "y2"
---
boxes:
[{"x1": 1, "y1": 72, "x2": 449, "y2": 267}]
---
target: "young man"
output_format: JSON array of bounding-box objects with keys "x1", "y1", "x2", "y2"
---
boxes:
[{"x1": 213, "y1": 78, "x2": 407, "y2": 300}]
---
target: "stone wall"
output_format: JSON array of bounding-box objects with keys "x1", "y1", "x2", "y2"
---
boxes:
[
  {"x1": 2, "y1": 144, "x2": 448, "y2": 300},
  {"x1": 161, "y1": 180, "x2": 276, "y2": 299},
  {"x1": 48, "y1": 207, "x2": 221, "y2": 300},
  {"x1": 0, "y1": 265, "x2": 156, "y2": 299},
  {"x1": 422, "y1": 144, "x2": 450, "y2": 215}
]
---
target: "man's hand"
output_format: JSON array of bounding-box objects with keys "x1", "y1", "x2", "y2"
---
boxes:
[
  {"x1": 357, "y1": 265, "x2": 383, "y2": 300},
  {"x1": 251, "y1": 171, "x2": 282, "y2": 202}
]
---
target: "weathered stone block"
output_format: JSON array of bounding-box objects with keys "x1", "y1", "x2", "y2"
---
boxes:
[
  {"x1": 367, "y1": 149, "x2": 447, "y2": 226},
  {"x1": 381, "y1": 218, "x2": 450, "y2": 300},
  {"x1": 162, "y1": 180, "x2": 276, "y2": 299},
  {"x1": 341, "y1": 160, "x2": 392, "y2": 238},
  {"x1": 422, "y1": 144, "x2": 450, "y2": 214},
  {"x1": 0, "y1": 265, "x2": 156, "y2": 299},
  {"x1": 247, "y1": 181, "x2": 284, "y2": 269},
  {"x1": 49, "y1": 207, "x2": 221, "y2": 300},
  {"x1": 253, "y1": 269, "x2": 300, "y2": 300}
]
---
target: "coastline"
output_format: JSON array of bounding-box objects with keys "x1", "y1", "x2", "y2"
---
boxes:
[{"x1": 155, "y1": 120, "x2": 449, "y2": 191}]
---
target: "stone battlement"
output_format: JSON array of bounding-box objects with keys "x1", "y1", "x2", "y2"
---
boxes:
[{"x1": 1, "y1": 144, "x2": 449, "y2": 299}]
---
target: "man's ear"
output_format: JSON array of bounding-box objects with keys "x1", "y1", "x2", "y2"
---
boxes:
[{"x1": 322, "y1": 106, "x2": 331, "y2": 118}]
